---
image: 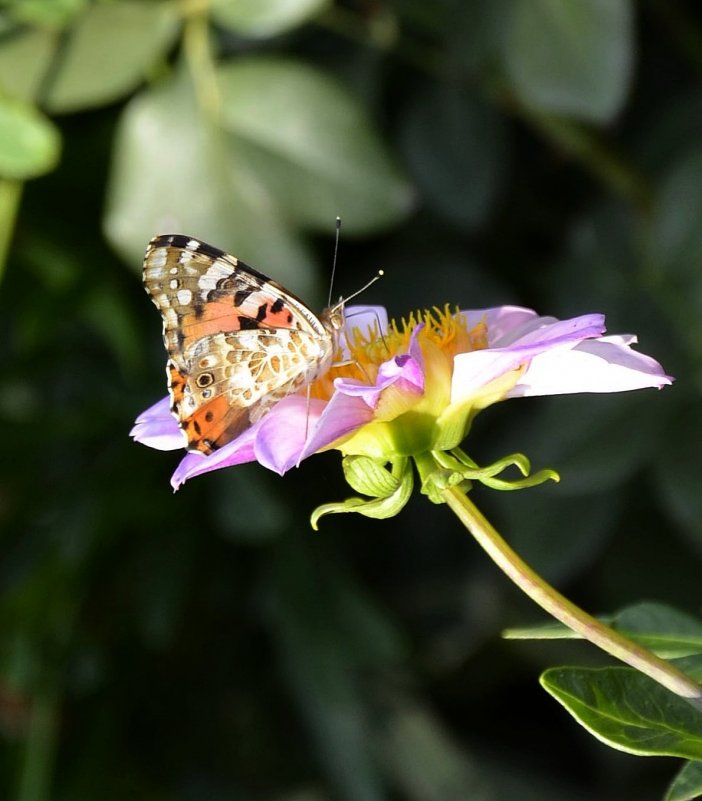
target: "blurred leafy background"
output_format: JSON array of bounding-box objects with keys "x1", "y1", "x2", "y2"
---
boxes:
[{"x1": 2, "y1": 0, "x2": 702, "y2": 799}]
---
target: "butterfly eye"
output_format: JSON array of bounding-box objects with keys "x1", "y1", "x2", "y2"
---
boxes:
[{"x1": 197, "y1": 372, "x2": 214, "y2": 388}]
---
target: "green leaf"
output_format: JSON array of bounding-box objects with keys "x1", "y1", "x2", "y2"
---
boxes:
[
  {"x1": 400, "y1": 83, "x2": 507, "y2": 230},
  {"x1": 614, "y1": 604, "x2": 702, "y2": 660},
  {"x1": 0, "y1": 179, "x2": 21, "y2": 281},
  {"x1": 43, "y1": 0, "x2": 180, "y2": 113},
  {"x1": 104, "y1": 65, "x2": 317, "y2": 297},
  {"x1": 506, "y1": 602, "x2": 702, "y2": 659},
  {"x1": 503, "y1": 0, "x2": 634, "y2": 122},
  {"x1": 541, "y1": 666, "x2": 702, "y2": 758},
  {"x1": 269, "y1": 545, "x2": 404, "y2": 800},
  {"x1": 648, "y1": 147, "x2": 702, "y2": 286},
  {"x1": 656, "y1": 411, "x2": 702, "y2": 556},
  {"x1": 212, "y1": 0, "x2": 329, "y2": 37},
  {"x1": 497, "y1": 485, "x2": 622, "y2": 583},
  {"x1": 106, "y1": 57, "x2": 411, "y2": 289},
  {"x1": 0, "y1": 28, "x2": 57, "y2": 103},
  {"x1": 496, "y1": 392, "x2": 667, "y2": 495},
  {"x1": 5, "y1": 0, "x2": 85, "y2": 28},
  {"x1": 666, "y1": 761, "x2": 702, "y2": 801},
  {"x1": 211, "y1": 466, "x2": 287, "y2": 542},
  {"x1": 81, "y1": 284, "x2": 144, "y2": 378},
  {"x1": 0, "y1": 96, "x2": 60, "y2": 178},
  {"x1": 217, "y1": 57, "x2": 413, "y2": 234},
  {"x1": 376, "y1": 697, "x2": 493, "y2": 801}
]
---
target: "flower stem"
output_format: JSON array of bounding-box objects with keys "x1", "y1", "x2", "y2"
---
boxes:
[
  {"x1": 0, "y1": 180, "x2": 22, "y2": 284},
  {"x1": 443, "y1": 485, "x2": 702, "y2": 709},
  {"x1": 182, "y1": 2, "x2": 221, "y2": 123},
  {"x1": 15, "y1": 683, "x2": 60, "y2": 801}
]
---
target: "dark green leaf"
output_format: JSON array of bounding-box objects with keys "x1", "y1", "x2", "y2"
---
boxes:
[
  {"x1": 497, "y1": 392, "x2": 668, "y2": 494},
  {"x1": 400, "y1": 84, "x2": 507, "y2": 230},
  {"x1": 506, "y1": 602, "x2": 702, "y2": 660},
  {"x1": 269, "y1": 545, "x2": 404, "y2": 801},
  {"x1": 503, "y1": 0, "x2": 634, "y2": 122},
  {"x1": 104, "y1": 66, "x2": 317, "y2": 297},
  {"x1": 614, "y1": 604, "x2": 702, "y2": 659},
  {"x1": 376, "y1": 697, "x2": 493, "y2": 801},
  {"x1": 212, "y1": 0, "x2": 329, "y2": 37},
  {"x1": 666, "y1": 761, "x2": 702, "y2": 801},
  {"x1": 656, "y1": 412, "x2": 702, "y2": 556},
  {"x1": 542, "y1": 666, "x2": 702, "y2": 758},
  {"x1": 0, "y1": 96, "x2": 60, "y2": 178},
  {"x1": 5, "y1": 0, "x2": 85, "y2": 28},
  {"x1": 217, "y1": 58, "x2": 413, "y2": 234},
  {"x1": 496, "y1": 484, "x2": 622, "y2": 583},
  {"x1": 0, "y1": 28, "x2": 57, "y2": 102},
  {"x1": 211, "y1": 466, "x2": 287, "y2": 542},
  {"x1": 44, "y1": 0, "x2": 180, "y2": 113},
  {"x1": 648, "y1": 147, "x2": 702, "y2": 286}
]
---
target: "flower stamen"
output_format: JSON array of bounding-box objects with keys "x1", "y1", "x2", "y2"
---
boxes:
[{"x1": 309, "y1": 304, "x2": 489, "y2": 401}]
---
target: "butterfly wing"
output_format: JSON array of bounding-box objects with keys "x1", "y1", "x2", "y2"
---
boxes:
[{"x1": 143, "y1": 234, "x2": 337, "y2": 453}]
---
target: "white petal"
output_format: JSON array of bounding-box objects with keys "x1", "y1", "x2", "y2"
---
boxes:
[{"x1": 507, "y1": 339, "x2": 673, "y2": 397}]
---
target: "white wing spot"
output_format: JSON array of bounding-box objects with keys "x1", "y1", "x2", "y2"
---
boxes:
[
  {"x1": 177, "y1": 289, "x2": 192, "y2": 306},
  {"x1": 237, "y1": 332, "x2": 260, "y2": 349},
  {"x1": 151, "y1": 248, "x2": 167, "y2": 268},
  {"x1": 198, "y1": 262, "x2": 236, "y2": 296}
]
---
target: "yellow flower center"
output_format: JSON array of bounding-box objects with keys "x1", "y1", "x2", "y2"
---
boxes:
[{"x1": 309, "y1": 304, "x2": 489, "y2": 402}]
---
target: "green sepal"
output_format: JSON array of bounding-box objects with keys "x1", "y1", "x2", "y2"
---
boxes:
[
  {"x1": 342, "y1": 455, "x2": 402, "y2": 497},
  {"x1": 415, "y1": 448, "x2": 559, "y2": 505},
  {"x1": 488, "y1": 468, "x2": 560, "y2": 490},
  {"x1": 439, "y1": 448, "x2": 560, "y2": 491},
  {"x1": 311, "y1": 457, "x2": 413, "y2": 530},
  {"x1": 420, "y1": 468, "x2": 470, "y2": 505}
]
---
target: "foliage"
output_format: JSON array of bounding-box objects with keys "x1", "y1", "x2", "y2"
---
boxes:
[{"x1": 1, "y1": 0, "x2": 702, "y2": 799}]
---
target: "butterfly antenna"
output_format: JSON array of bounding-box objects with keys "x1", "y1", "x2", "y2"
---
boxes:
[
  {"x1": 335, "y1": 270, "x2": 384, "y2": 310},
  {"x1": 327, "y1": 216, "x2": 342, "y2": 308}
]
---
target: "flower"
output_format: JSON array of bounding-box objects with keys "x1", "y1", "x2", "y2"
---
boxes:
[{"x1": 132, "y1": 304, "x2": 672, "y2": 508}]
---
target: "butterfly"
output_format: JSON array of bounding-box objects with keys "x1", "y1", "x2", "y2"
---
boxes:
[{"x1": 143, "y1": 234, "x2": 344, "y2": 454}]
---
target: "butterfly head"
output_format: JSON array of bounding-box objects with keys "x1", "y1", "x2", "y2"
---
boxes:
[
  {"x1": 320, "y1": 301, "x2": 345, "y2": 344},
  {"x1": 328, "y1": 299, "x2": 345, "y2": 329}
]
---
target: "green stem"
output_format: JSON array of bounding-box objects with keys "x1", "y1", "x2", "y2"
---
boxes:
[
  {"x1": 512, "y1": 105, "x2": 653, "y2": 212},
  {"x1": 443, "y1": 485, "x2": 702, "y2": 709},
  {"x1": 0, "y1": 180, "x2": 23, "y2": 284},
  {"x1": 182, "y1": 3, "x2": 221, "y2": 123},
  {"x1": 15, "y1": 683, "x2": 60, "y2": 801}
]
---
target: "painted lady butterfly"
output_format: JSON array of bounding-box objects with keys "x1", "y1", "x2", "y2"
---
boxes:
[{"x1": 143, "y1": 234, "x2": 344, "y2": 454}]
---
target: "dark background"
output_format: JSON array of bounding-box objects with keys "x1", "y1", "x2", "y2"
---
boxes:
[{"x1": 1, "y1": 1, "x2": 701, "y2": 799}]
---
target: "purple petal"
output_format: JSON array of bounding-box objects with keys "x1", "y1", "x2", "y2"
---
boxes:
[
  {"x1": 507, "y1": 335, "x2": 673, "y2": 397},
  {"x1": 451, "y1": 313, "x2": 607, "y2": 404},
  {"x1": 460, "y1": 306, "x2": 540, "y2": 346},
  {"x1": 334, "y1": 323, "x2": 425, "y2": 408},
  {"x1": 254, "y1": 396, "x2": 327, "y2": 475},
  {"x1": 297, "y1": 323, "x2": 425, "y2": 459},
  {"x1": 170, "y1": 425, "x2": 259, "y2": 490},
  {"x1": 296, "y1": 391, "x2": 376, "y2": 463},
  {"x1": 131, "y1": 396, "x2": 184, "y2": 451}
]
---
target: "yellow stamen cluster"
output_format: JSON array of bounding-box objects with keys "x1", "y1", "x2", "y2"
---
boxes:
[{"x1": 309, "y1": 305, "x2": 488, "y2": 401}]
